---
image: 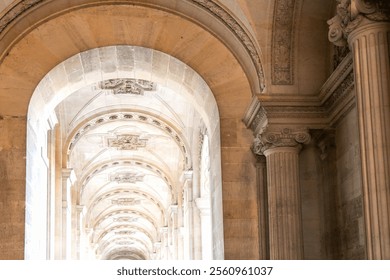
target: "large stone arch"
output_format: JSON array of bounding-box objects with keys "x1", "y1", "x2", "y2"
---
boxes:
[{"x1": 0, "y1": 1, "x2": 261, "y2": 259}]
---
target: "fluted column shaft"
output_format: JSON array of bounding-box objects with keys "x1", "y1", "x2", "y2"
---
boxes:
[
  {"x1": 349, "y1": 22, "x2": 390, "y2": 259},
  {"x1": 253, "y1": 128, "x2": 310, "y2": 259},
  {"x1": 263, "y1": 146, "x2": 303, "y2": 259}
]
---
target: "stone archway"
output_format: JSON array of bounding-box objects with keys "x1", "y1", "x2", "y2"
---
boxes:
[
  {"x1": 0, "y1": 2, "x2": 261, "y2": 259},
  {"x1": 26, "y1": 45, "x2": 223, "y2": 259}
]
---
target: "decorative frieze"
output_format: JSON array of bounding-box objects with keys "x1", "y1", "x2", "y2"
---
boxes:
[
  {"x1": 98, "y1": 78, "x2": 156, "y2": 95},
  {"x1": 328, "y1": 0, "x2": 390, "y2": 46},
  {"x1": 107, "y1": 134, "x2": 148, "y2": 150},
  {"x1": 271, "y1": 0, "x2": 297, "y2": 85}
]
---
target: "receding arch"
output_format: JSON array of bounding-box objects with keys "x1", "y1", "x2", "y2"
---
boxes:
[
  {"x1": 24, "y1": 44, "x2": 235, "y2": 259},
  {"x1": 0, "y1": 0, "x2": 261, "y2": 259}
]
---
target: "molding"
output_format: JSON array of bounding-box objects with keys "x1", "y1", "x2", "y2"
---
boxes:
[
  {"x1": 191, "y1": 0, "x2": 265, "y2": 91},
  {"x1": 242, "y1": 95, "x2": 261, "y2": 128},
  {"x1": 0, "y1": 0, "x2": 43, "y2": 34},
  {"x1": 0, "y1": 0, "x2": 265, "y2": 91},
  {"x1": 271, "y1": 0, "x2": 298, "y2": 85},
  {"x1": 247, "y1": 54, "x2": 355, "y2": 133}
]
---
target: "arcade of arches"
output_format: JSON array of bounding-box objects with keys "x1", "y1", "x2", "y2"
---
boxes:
[{"x1": 0, "y1": 0, "x2": 389, "y2": 260}]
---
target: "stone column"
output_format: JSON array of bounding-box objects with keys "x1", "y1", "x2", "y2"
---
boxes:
[
  {"x1": 160, "y1": 226, "x2": 169, "y2": 260},
  {"x1": 181, "y1": 171, "x2": 194, "y2": 259},
  {"x1": 61, "y1": 169, "x2": 76, "y2": 259},
  {"x1": 328, "y1": 0, "x2": 390, "y2": 259},
  {"x1": 170, "y1": 205, "x2": 179, "y2": 260},
  {"x1": 195, "y1": 197, "x2": 212, "y2": 260},
  {"x1": 255, "y1": 155, "x2": 269, "y2": 259},
  {"x1": 253, "y1": 127, "x2": 310, "y2": 259}
]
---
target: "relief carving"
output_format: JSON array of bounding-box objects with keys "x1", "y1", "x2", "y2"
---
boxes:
[
  {"x1": 111, "y1": 198, "x2": 141, "y2": 206},
  {"x1": 99, "y1": 78, "x2": 156, "y2": 95},
  {"x1": 271, "y1": 0, "x2": 297, "y2": 85},
  {"x1": 110, "y1": 172, "x2": 145, "y2": 184},
  {"x1": 107, "y1": 134, "x2": 148, "y2": 150}
]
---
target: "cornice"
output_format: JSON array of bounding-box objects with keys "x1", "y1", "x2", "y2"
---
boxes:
[{"x1": 247, "y1": 54, "x2": 355, "y2": 133}]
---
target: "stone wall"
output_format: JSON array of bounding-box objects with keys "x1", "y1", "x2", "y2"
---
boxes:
[
  {"x1": 335, "y1": 106, "x2": 365, "y2": 259},
  {"x1": 0, "y1": 117, "x2": 26, "y2": 259}
]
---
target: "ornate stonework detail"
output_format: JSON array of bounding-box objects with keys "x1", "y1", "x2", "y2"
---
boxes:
[
  {"x1": 250, "y1": 106, "x2": 268, "y2": 135},
  {"x1": 271, "y1": 0, "x2": 297, "y2": 85},
  {"x1": 191, "y1": 0, "x2": 266, "y2": 91},
  {"x1": 110, "y1": 172, "x2": 145, "y2": 184},
  {"x1": 252, "y1": 128, "x2": 311, "y2": 155},
  {"x1": 324, "y1": 70, "x2": 354, "y2": 110},
  {"x1": 113, "y1": 217, "x2": 139, "y2": 223},
  {"x1": 116, "y1": 241, "x2": 134, "y2": 246},
  {"x1": 98, "y1": 78, "x2": 156, "y2": 95},
  {"x1": 0, "y1": 0, "x2": 43, "y2": 34},
  {"x1": 333, "y1": 45, "x2": 351, "y2": 70},
  {"x1": 115, "y1": 230, "x2": 135, "y2": 235},
  {"x1": 328, "y1": 0, "x2": 390, "y2": 46},
  {"x1": 111, "y1": 198, "x2": 141, "y2": 206},
  {"x1": 107, "y1": 134, "x2": 148, "y2": 150},
  {"x1": 0, "y1": 0, "x2": 265, "y2": 91}
]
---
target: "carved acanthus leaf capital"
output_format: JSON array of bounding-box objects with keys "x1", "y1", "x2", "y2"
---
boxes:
[
  {"x1": 252, "y1": 128, "x2": 311, "y2": 155},
  {"x1": 328, "y1": 0, "x2": 390, "y2": 46}
]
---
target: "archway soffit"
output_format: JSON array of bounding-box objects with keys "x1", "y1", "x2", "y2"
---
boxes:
[
  {"x1": 0, "y1": 0, "x2": 265, "y2": 92},
  {"x1": 66, "y1": 110, "x2": 192, "y2": 170}
]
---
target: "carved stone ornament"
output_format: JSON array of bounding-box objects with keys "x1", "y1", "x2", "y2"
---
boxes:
[
  {"x1": 272, "y1": 0, "x2": 297, "y2": 85},
  {"x1": 113, "y1": 217, "x2": 139, "y2": 223},
  {"x1": 110, "y1": 172, "x2": 145, "y2": 184},
  {"x1": 107, "y1": 134, "x2": 148, "y2": 150},
  {"x1": 99, "y1": 78, "x2": 156, "y2": 95},
  {"x1": 111, "y1": 198, "x2": 141, "y2": 206},
  {"x1": 115, "y1": 230, "x2": 135, "y2": 235},
  {"x1": 252, "y1": 128, "x2": 311, "y2": 155},
  {"x1": 328, "y1": 0, "x2": 390, "y2": 46}
]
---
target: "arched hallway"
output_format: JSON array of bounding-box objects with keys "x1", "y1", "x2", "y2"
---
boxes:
[{"x1": 0, "y1": 0, "x2": 389, "y2": 260}]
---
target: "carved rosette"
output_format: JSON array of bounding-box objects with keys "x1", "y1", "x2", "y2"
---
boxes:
[
  {"x1": 252, "y1": 128, "x2": 311, "y2": 155},
  {"x1": 328, "y1": 0, "x2": 390, "y2": 46}
]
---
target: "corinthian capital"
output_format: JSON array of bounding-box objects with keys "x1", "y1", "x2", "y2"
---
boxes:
[
  {"x1": 252, "y1": 128, "x2": 311, "y2": 155},
  {"x1": 328, "y1": 0, "x2": 390, "y2": 46}
]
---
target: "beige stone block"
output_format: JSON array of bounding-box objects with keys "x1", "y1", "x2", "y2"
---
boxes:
[
  {"x1": 223, "y1": 200, "x2": 258, "y2": 219},
  {"x1": 220, "y1": 118, "x2": 237, "y2": 147}
]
